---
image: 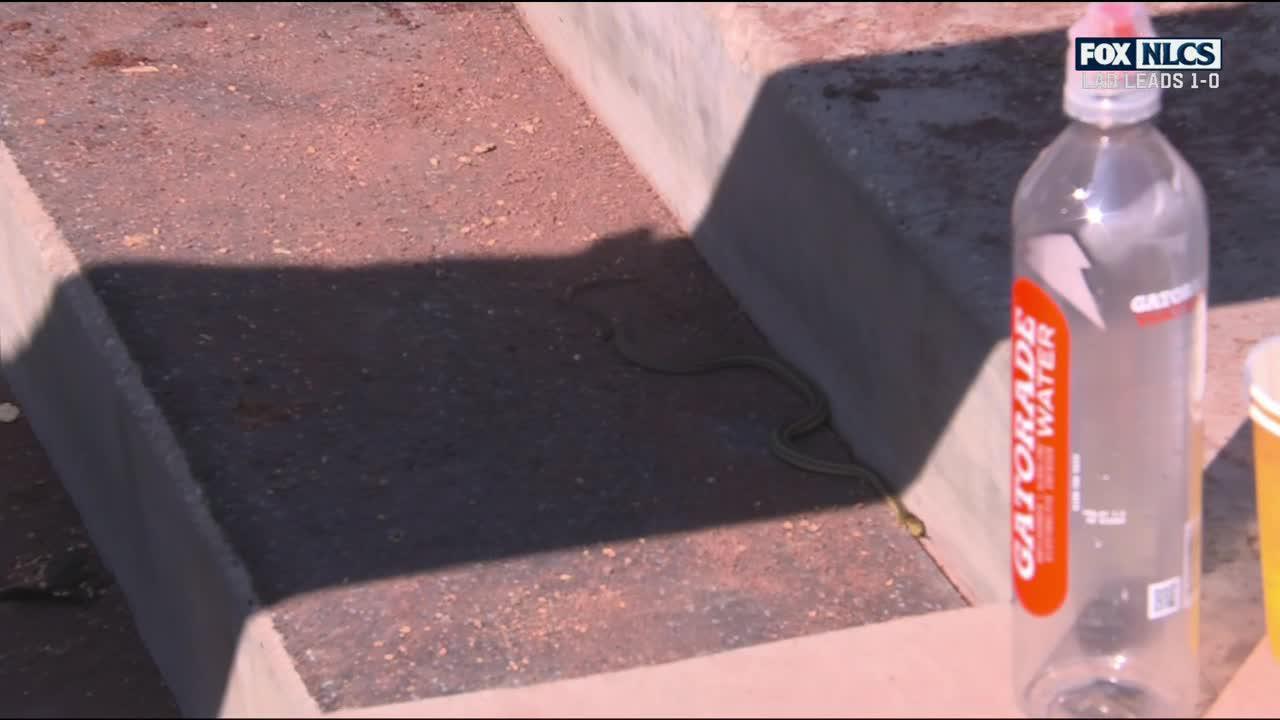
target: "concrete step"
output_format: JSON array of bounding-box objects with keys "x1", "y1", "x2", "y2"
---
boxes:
[
  {"x1": 1205, "y1": 636, "x2": 1280, "y2": 718},
  {"x1": 516, "y1": 0, "x2": 1278, "y2": 707},
  {"x1": 329, "y1": 603, "x2": 1022, "y2": 718},
  {"x1": 0, "y1": 2, "x2": 962, "y2": 716}
]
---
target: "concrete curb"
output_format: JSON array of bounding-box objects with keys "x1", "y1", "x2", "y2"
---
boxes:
[
  {"x1": 0, "y1": 139, "x2": 319, "y2": 718},
  {"x1": 1204, "y1": 636, "x2": 1280, "y2": 718},
  {"x1": 325, "y1": 604, "x2": 1020, "y2": 719}
]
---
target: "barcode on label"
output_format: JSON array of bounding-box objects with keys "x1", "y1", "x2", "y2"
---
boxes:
[{"x1": 1148, "y1": 577, "x2": 1182, "y2": 620}]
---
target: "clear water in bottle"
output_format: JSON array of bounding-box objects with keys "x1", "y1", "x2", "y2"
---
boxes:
[{"x1": 1009, "y1": 3, "x2": 1208, "y2": 718}]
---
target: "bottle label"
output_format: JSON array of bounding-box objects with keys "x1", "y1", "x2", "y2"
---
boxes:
[{"x1": 1010, "y1": 277, "x2": 1071, "y2": 617}]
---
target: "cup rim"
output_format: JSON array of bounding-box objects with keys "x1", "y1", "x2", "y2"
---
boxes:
[
  {"x1": 1251, "y1": 404, "x2": 1280, "y2": 437},
  {"x1": 1246, "y1": 336, "x2": 1280, "y2": 419}
]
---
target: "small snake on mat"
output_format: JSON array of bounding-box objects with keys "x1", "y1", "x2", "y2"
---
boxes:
[{"x1": 562, "y1": 275, "x2": 926, "y2": 539}]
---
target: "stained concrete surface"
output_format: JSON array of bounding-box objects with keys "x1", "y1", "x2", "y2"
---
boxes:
[{"x1": 0, "y1": 2, "x2": 962, "y2": 715}]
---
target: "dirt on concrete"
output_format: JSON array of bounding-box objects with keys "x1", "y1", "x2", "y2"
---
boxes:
[
  {"x1": 0, "y1": 380, "x2": 179, "y2": 718},
  {"x1": 0, "y1": 1, "x2": 963, "y2": 712}
]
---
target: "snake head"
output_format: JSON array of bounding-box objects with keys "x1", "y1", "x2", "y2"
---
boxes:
[{"x1": 903, "y1": 514, "x2": 927, "y2": 539}]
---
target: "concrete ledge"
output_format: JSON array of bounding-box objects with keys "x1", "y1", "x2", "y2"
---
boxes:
[
  {"x1": 1205, "y1": 636, "x2": 1280, "y2": 718},
  {"x1": 0, "y1": 140, "x2": 318, "y2": 718},
  {"x1": 328, "y1": 604, "x2": 1019, "y2": 719}
]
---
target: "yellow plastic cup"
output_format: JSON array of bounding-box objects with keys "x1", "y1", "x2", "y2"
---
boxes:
[{"x1": 1245, "y1": 336, "x2": 1280, "y2": 659}]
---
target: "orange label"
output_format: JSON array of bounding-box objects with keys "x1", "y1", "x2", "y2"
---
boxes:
[{"x1": 1011, "y1": 277, "x2": 1071, "y2": 616}]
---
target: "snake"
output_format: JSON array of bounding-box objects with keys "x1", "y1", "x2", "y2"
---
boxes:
[{"x1": 562, "y1": 275, "x2": 926, "y2": 539}]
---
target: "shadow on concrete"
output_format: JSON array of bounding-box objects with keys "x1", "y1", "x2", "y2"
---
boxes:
[
  {"x1": 8, "y1": 224, "x2": 960, "y2": 713},
  {"x1": 1200, "y1": 419, "x2": 1271, "y2": 683},
  {"x1": 1204, "y1": 422, "x2": 1259, "y2": 578},
  {"x1": 82, "y1": 229, "x2": 892, "y2": 595},
  {"x1": 0, "y1": 378, "x2": 180, "y2": 717},
  {"x1": 1, "y1": 1, "x2": 1274, "y2": 715}
]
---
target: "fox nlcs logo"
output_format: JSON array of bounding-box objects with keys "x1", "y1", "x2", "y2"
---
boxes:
[{"x1": 1075, "y1": 38, "x2": 1222, "y2": 71}]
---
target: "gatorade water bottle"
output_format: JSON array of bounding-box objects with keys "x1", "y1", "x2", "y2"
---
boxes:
[{"x1": 1009, "y1": 2, "x2": 1208, "y2": 717}]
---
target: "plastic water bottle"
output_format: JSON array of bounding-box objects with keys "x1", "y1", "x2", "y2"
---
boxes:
[{"x1": 1008, "y1": 3, "x2": 1209, "y2": 717}]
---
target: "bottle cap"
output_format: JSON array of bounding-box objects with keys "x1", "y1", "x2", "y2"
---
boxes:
[{"x1": 1063, "y1": 2, "x2": 1161, "y2": 126}]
